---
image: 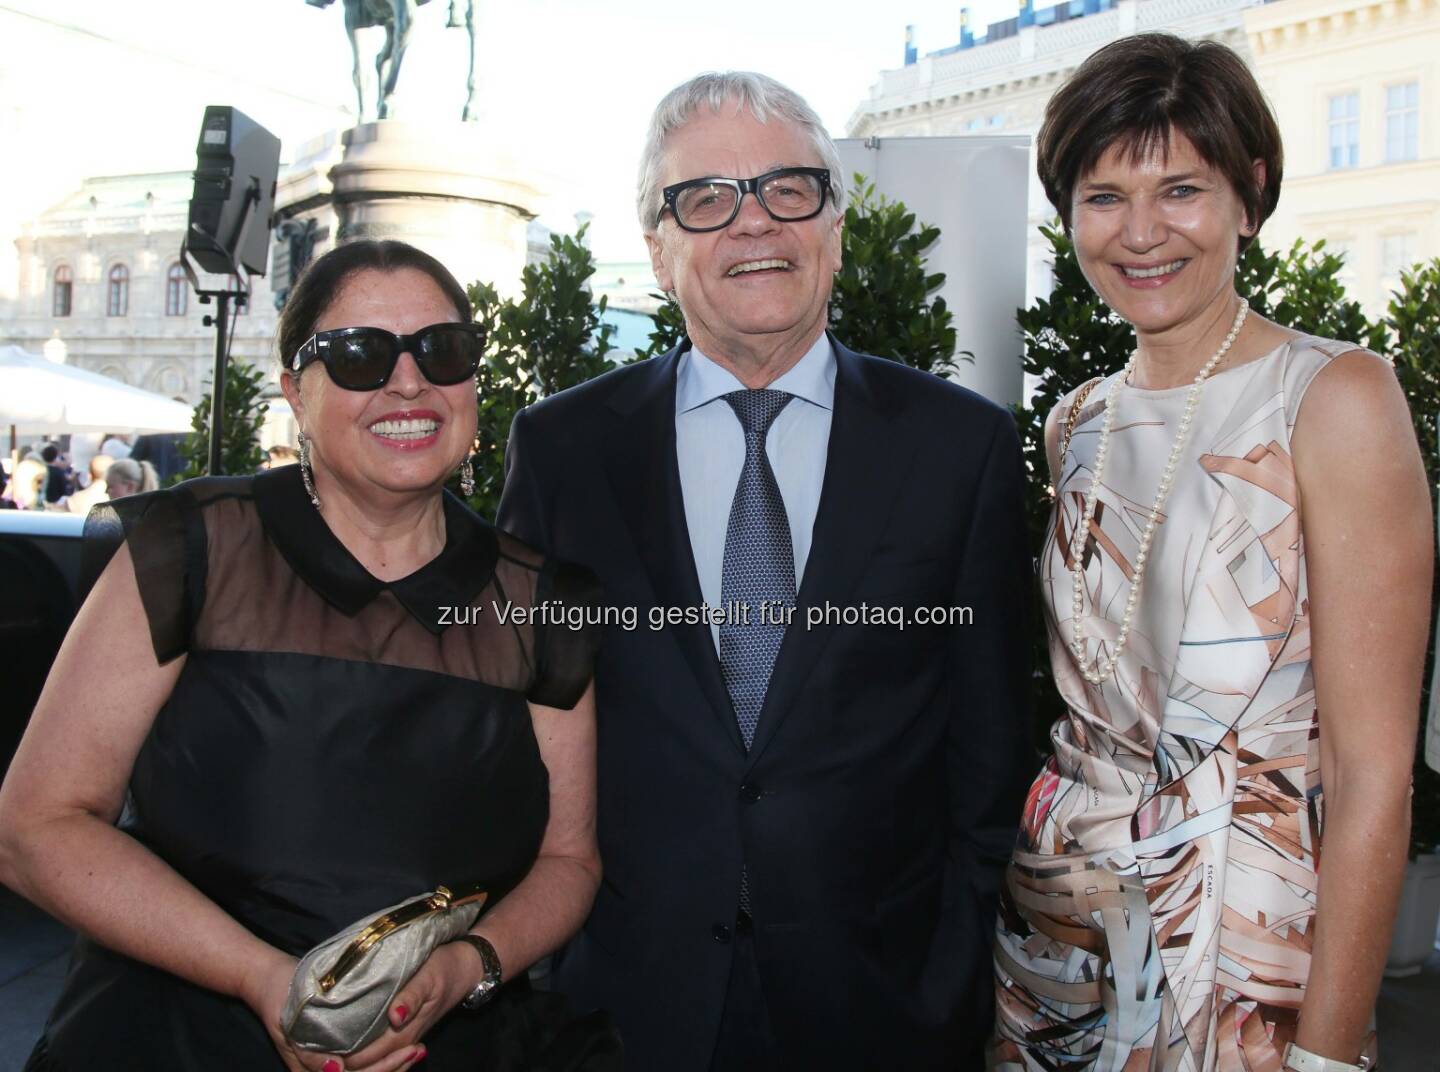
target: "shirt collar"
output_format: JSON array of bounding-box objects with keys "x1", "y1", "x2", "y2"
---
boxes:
[
  {"x1": 252, "y1": 463, "x2": 497, "y2": 635},
  {"x1": 676, "y1": 332, "x2": 836, "y2": 416}
]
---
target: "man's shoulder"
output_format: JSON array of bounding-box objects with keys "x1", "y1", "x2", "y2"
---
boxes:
[{"x1": 519, "y1": 355, "x2": 666, "y2": 431}]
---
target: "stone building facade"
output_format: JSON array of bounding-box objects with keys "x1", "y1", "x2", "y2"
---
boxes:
[
  {"x1": 846, "y1": 0, "x2": 1253, "y2": 302},
  {"x1": 850, "y1": 0, "x2": 1438, "y2": 314},
  {"x1": 5, "y1": 171, "x2": 279, "y2": 405},
  {"x1": 1245, "y1": 0, "x2": 1440, "y2": 314}
]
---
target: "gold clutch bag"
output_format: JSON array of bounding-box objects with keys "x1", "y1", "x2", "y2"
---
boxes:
[{"x1": 281, "y1": 883, "x2": 488, "y2": 1054}]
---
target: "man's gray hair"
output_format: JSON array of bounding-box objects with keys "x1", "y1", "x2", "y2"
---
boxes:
[{"x1": 636, "y1": 71, "x2": 846, "y2": 231}]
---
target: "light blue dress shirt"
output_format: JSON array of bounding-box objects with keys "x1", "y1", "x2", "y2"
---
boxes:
[{"x1": 675, "y1": 333, "x2": 836, "y2": 650}]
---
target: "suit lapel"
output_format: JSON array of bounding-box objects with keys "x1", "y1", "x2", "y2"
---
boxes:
[
  {"x1": 603, "y1": 344, "x2": 745, "y2": 754},
  {"x1": 746, "y1": 341, "x2": 914, "y2": 767}
]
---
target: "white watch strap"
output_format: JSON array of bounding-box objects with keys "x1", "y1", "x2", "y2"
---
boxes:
[{"x1": 1283, "y1": 1042, "x2": 1368, "y2": 1071}]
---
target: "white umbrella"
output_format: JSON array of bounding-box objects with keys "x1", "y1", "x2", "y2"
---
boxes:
[{"x1": 0, "y1": 345, "x2": 194, "y2": 437}]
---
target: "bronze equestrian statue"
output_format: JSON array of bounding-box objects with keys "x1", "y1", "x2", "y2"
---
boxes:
[{"x1": 306, "y1": 0, "x2": 481, "y2": 122}]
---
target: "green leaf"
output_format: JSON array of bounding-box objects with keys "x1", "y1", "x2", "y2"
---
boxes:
[
  {"x1": 175, "y1": 357, "x2": 269, "y2": 482},
  {"x1": 827, "y1": 176, "x2": 960, "y2": 377}
]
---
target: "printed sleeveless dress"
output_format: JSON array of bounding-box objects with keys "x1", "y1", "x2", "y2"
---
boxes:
[{"x1": 992, "y1": 336, "x2": 1359, "y2": 1070}]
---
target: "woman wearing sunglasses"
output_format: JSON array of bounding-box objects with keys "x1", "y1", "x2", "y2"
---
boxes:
[{"x1": 0, "y1": 241, "x2": 612, "y2": 1072}]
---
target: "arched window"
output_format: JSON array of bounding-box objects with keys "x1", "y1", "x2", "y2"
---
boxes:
[
  {"x1": 52, "y1": 265, "x2": 73, "y2": 317},
  {"x1": 165, "y1": 262, "x2": 187, "y2": 316},
  {"x1": 150, "y1": 364, "x2": 187, "y2": 396},
  {"x1": 107, "y1": 264, "x2": 129, "y2": 317}
]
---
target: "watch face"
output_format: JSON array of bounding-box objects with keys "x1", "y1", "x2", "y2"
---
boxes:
[
  {"x1": 454, "y1": 934, "x2": 501, "y2": 1010},
  {"x1": 460, "y1": 979, "x2": 492, "y2": 1010}
]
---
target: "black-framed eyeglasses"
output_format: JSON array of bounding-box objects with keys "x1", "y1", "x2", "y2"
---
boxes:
[
  {"x1": 289, "y1": 322, "x2": 487, "y2": 391},
  {"x1": 658, "y1": 167, "x2": 831, "y2": 233}
]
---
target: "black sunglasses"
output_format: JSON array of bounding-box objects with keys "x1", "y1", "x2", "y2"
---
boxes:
[
  {"x1": 289, "y1": 322, "x2": 486, "y2": 391},
  {"x1": 658, "y1": 167, "x2": 832, "y2": 233}
]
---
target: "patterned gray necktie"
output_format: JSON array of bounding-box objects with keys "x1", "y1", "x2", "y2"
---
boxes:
[{"x1": 719, "y1": 389, "x2": 796, "y2": 750}]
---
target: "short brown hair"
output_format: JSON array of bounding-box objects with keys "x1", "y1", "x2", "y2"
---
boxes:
[{"x1": 1037, "y1": 33, "x2": 1282, "y2": 250}]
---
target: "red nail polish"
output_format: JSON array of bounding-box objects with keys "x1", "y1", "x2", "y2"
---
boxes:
[
  {"x1": 322, "y1": 1061, "x2": 341, "y2": 1072},
  {"x1": 410, "y1": 1046, "x2": 427, "y2": 1064},
  {"x1": 394, "y1": 1003, "x2": 409, "y2": 1022}
]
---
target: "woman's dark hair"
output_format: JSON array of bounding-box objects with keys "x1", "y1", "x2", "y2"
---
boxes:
[
  {"x1": 1037, "y1": 33, "x2": 1283, "y2": 250},
  {"x1": 276, "y1": 240, "x2": 472, "y2": 369}
]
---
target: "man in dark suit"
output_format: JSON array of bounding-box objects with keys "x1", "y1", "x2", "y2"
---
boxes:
[
  {"x1": 40, "y1": 444, "x2": 70, "y2": 504},
  {"x1": 497, "y1": 71, "x2": 1034, "y2": 1071}
]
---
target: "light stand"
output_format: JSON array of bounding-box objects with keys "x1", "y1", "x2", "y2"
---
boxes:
[
  {"x1": 178, "y1": 105, "x2": 280, "y2": 477},
  {"x1": 182, "y1": 176, "x2": 261, "y2": 476}
]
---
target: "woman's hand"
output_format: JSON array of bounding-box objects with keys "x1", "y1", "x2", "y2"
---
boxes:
[
  {"x1": 240, "y1": 943, "x2": 465, "y2": 1072},
  {"x1": 341, "y1": 941, "x2": 475, "y2": 1070},
  {"x1": 241, "y1": 948, "x2": 352, "y2": 1072}
]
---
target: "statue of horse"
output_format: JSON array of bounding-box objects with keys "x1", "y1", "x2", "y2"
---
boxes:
[
  {"x1": 306, "y1": 0, "x2": 481, "y2": 122},
  {"x1": 448, "y1": 0, "x2": 481, "y2": 122}
]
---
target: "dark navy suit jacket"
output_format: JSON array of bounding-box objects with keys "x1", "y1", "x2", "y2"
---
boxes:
[{"x1": 497, "y1": 337, "x2": 1035, "y2": 1070}]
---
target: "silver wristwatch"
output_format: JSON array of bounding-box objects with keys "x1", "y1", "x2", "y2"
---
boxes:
[
  {"x1": 1282, "y1": 1042, "x2": 1372, "y2": 1071},
  {"x1": 453, "y1": 933, "x2": 502, "y2": 1010}
]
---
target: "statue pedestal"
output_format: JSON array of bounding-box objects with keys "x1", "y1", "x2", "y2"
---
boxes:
[{"x1": 272, "y1": 121, "x2": 542, "y2": 303}]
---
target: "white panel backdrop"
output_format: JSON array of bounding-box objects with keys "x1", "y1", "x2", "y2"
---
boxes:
[{"x1": 836, "y1": 135, "x2": 1031, "y2": 408}]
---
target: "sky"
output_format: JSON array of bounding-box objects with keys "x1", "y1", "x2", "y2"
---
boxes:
[{"x1": 0, "y1": 0, "x2": 1018, "y2": 277}]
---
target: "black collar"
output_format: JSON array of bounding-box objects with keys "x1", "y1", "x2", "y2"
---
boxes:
[{"x1": 253, "y1": 464, "x2": 498, "y2": 635}]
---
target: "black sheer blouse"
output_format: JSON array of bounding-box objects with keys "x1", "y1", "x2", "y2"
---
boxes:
[{"x1": 30, "y1": 465, "x2": 604, "y2": 1072}]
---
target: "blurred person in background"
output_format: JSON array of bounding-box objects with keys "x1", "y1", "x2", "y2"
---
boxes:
[
  {"x1": 68, "y1": 433, "x2": 104, "y2": 487},
  {"x1": 99, "y1": 458, "x2": 160, "y2": 500},
  {"x1": 130, "y1": 433, "x2": 189, "y2": 484},
  {"x1": 4, "y1": 459, "x2": 50, "y2": 510},
  {"x1": 39, "y1": 445, "x2": 69, "y2": 504},
  {"x1": 66, "y1": 456, "x2": 116, "y2": 516},
  {"x1": 98, "y1": 433, "x2": 131, "y2": 461}
]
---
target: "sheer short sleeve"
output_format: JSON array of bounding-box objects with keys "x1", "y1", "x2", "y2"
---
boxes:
[
  {"x1": 525, "y1": 560, "x2": 604, "y2": 709},
  {"x1": 81, "y1": 486, "x2": 206, "y2": 664}
]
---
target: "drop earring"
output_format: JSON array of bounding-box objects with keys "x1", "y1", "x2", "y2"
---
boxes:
[
  {"x1": 298, "y1": 430, "x2": 321, "y2": 509},
  {"x1": 459, "y1": 450, "x2": 476, "y2": 497}
]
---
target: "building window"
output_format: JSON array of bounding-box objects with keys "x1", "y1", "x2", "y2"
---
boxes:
[
  {"x1": 1385, "y1": 83, "x2": 1419, "y2": 163},
  {"x1": 1328, "y1": 92, "x2": 1359, "y2": 169},
  {"x1": 107, "y1": 264, "x2": 129, "y2": 317},
  {"x1": 165, "y1": 262, "x2": 187, "y2": 316},
  {"x1": 988, "y1": 115, "x2": 1004, "y2": 129},
  {"x1": 151, "y1": 364, "x2": 187, "y2": 396},
  {"x1": 1382, "y1": 232, "x2": 1419, "y2": 294},
  {"x1": 52, "y1": 265, "x2": 73, "y2": 317}
]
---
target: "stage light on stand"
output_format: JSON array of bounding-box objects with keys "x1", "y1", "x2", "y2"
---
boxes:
[{"x1": 178, "y1": 106, "x2": 280, "y2": 476}]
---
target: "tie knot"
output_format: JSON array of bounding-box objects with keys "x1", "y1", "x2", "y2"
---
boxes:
[{"x1": 723, "y1": 389, "x2": 793, "y2": 436}]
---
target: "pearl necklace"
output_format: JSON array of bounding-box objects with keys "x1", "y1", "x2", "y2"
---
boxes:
[{"x1": 1068, "y1": 298, "x2": 1249, "y2": 685}]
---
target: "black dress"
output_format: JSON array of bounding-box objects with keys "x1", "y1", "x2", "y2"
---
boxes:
[{"x1": 27, "y1": 465, "x2": 614, "y2": 1071}]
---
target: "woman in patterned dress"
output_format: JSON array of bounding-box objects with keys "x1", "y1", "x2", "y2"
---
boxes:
[{"x1": 991, "y1": 34, "x2": 1433, "y2": 1071}]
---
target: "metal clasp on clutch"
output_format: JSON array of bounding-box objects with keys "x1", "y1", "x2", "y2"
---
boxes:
[{"x1": 318, "y1": 883, "x2": 489, "y2": 993}]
